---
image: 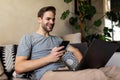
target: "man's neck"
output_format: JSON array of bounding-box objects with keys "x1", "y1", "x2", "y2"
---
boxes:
[{"x1": 36, "y1": 30, "x2": 50, "y2": 37}]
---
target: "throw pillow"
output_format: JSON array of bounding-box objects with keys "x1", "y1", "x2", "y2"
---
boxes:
[
  {"x1": 0, "y1": 44, "x2": 18, "y2": 78},
  {"x1": 61, "y1": 43, "x2": 88, "y2": 71},
  {"x1": 61, "y1": 33, "x2": 81, "y2": 43},
  {"x1": 61, "y1": 51, "x2": 79, "y2": 71},
  {"x1": 0, "y1": 44, "x2": 34, "y2": 79},
  {"x1": 0, "y1": 53, "x2": 8, "y2": 80}
]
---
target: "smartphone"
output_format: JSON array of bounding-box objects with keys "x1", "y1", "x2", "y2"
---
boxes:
[{"x1": 59, "y1": 41, "x2": 70, "y2": 51}]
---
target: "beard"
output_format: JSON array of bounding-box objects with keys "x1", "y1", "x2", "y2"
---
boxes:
[{"x1": 42, "y1": 23, "x2": 54, "y2": 32}]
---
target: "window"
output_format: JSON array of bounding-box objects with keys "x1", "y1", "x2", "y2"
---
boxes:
[{"x1": 105, "y1": 0, "x2": 120, "y2": 41}]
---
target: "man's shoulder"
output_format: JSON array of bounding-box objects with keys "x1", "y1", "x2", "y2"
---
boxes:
[
  {"x1": 24, "y1": 32, "x2": 38, "y2": 37},
  {"x1": 50, "y1": 35, "x2": 63, "y2": 40},
  {"x1": 20, "y1": 33, "x2": 35, "y2": 41}
]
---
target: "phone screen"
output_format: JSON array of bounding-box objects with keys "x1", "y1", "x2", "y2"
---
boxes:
[{"x1": 59, "y1": 41, "x2": 70, "y2": 51}]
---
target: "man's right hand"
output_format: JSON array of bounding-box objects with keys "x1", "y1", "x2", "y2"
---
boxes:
[{"x1": 47, "y1": 46, "x2": 66, "y2": 62}]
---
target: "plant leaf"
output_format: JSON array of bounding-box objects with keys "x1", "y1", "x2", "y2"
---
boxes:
[
  {"x1": 104, "y1": 33, "x2": 111, "y2": 37},
  {"x1": 64, "y1": 0, "x2": 72, "y2": 3},
  {"x1": 69, "y1": 17, "x2": 78, "y2": 25},
  {"x1": 108, "y1": 29, "x2": 113, "y2": 32},
  {"x1": 74, "y1": 24, "x2": 80, "y2": 30},
  {"x1": 85, "y1": 5, "x2": 96, "y2": 20},
  {"x1": 94, "y1": 19, "x2": 102, "y2": 27},
  {"x1": 60, "y1": 10, "x2": 70, "y2": 20},
  {"x1": 106, "y1": 11, "x2": 118, "y2": 22}
]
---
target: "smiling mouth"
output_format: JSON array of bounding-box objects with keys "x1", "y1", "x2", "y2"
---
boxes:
[{"x1": 47, "y1": 25, "x2": 53, "y2": 30}]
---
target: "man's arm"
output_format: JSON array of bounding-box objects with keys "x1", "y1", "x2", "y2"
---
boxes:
[
  {"x1": 67, "y1": 45, "x2": 83, "y2": 62},
  {"x1": 15, "y1": 46, "x2": 65, "y2": 74}
]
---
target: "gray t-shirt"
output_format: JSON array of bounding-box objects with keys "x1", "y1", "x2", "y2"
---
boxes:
[{"x1": 17, "y1": 32, "x2": 65, "y2": 80}]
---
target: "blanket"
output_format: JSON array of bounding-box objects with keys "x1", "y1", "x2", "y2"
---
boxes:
[{"x1": 41, "y1": 66, "x2": 120, "y2": 80}]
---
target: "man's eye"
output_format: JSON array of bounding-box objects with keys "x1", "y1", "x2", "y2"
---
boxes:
[
  {"x1": 47, "y1": 18, "x2": 50, "y2": 20},
  {"x1": 46, "y1": 18, "x2": 55, "y2": 22},
  {"x1": 53, "y1": 19, "x2": 55, "y2": 22}
]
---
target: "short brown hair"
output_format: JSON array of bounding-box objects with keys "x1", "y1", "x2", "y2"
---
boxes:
[{"x1": 37, "y1": 6, "x2": 56, "y2": 18}]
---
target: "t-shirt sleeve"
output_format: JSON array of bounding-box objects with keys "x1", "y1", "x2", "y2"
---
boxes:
[{"x1": 16, "y1": 34, "x2": 32, "y2": 58}]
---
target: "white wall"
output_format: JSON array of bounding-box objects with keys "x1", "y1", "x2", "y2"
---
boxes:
[{"x1": 0, "y1": 0, "x2": 74, "y2": 45}]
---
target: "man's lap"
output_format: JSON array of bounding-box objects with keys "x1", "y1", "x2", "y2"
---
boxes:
[
  {"x1": 100, "y1": 66, "x2": 120, "y2": 80},
  {"x1": 41, "y1": 66, "x2": 120, "y2": 80},
  {"x1": 41, "y1": 68, "x2": 107, "y2": 80}
]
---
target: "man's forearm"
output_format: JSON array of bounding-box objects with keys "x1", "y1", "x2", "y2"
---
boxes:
[{"x1": 15, "y1": 56, "x2": 51, "y2": 74}]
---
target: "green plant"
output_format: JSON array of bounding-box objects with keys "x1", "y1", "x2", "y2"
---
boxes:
[{"x1": 61, "y1": 0, "x2": 119, "y2": 42}]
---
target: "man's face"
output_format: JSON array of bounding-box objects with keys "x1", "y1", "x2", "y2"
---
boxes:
[{"x1": 38, "y1": 11, "x2": 55, "y2": 32}]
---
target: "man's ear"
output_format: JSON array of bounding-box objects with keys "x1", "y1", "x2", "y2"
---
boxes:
[{"x1": 38, "y1": 17, "x2": 42, "y2": 23}]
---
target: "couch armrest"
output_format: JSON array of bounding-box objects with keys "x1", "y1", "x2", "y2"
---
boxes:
[{"x1": 106, "y1": 52, "x2": 120, "y2": 67}]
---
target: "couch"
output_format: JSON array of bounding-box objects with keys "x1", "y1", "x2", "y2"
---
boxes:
[
  {"x1": 0, "y1": 32, "x2": 84, "y2": 80},
  {"x1": 0, "y1": 32, "x2": 120, "y2": 80},
  {"x1": 0, "y1": 43, "x2": 88, "y2": 80}
]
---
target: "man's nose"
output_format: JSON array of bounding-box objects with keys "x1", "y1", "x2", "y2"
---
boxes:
[{"x1": 50, "y1": 20, "x2": 54, "y2": 24}]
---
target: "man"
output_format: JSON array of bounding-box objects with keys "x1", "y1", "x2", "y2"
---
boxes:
[
  {"x1": 15, "y1": 6, "x2": 82, "y2": 80},
  {"x1": 15, "y1": 6, "x2": 120, "y2": 80}
]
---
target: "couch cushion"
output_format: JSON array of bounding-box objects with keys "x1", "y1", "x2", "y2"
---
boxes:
[
  {"x1": 61, "y1": 33, "x2": 81, "y2": 43},
  {"x1": 0, "y1": 44, "x2": 18, "y2": 78}
]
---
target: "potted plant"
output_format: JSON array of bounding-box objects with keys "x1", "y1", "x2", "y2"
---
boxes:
[{"x1": 61, "y1": 0, "x2": 119, "y2": 43}]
